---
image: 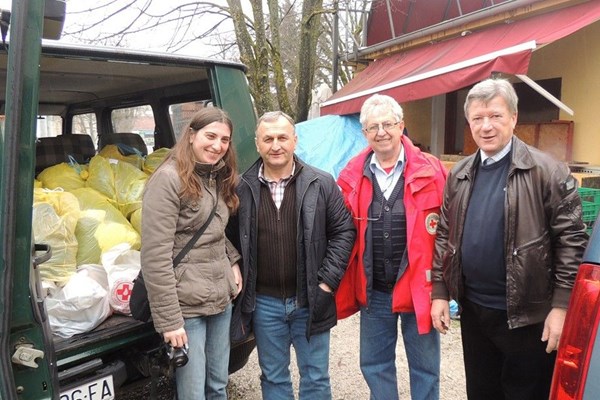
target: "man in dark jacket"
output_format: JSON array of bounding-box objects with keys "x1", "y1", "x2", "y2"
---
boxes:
[
  {"x1": 229, "y1": 111, "x2": 355, "y2": 399},
  {"x1": 431, "y1": 78, "x2": 588, "y2": 400}
]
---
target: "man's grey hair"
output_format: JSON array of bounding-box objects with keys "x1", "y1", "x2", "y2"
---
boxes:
[
  {"x1": 464, "y1": 78, "x2": 519, "y2": 119},
  {"x1": 256, "y1": 110, "x2": 296, "y2": 131},
  {"x1": 359, "y1": 94, "x2": 404, "y2": 127}
]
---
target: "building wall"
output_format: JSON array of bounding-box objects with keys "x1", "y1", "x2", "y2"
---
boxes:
[
  {"x1": 526, "y1": 21, "x2": 600, "y2": 165},
  {"x1": 402, "y1": 99, "x2": 432, "y2": 151},
  {"x1": 398, "y1": 20, "x2": 600, "y2": 164}
]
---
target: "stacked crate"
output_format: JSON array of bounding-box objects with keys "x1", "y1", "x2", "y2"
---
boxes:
[{"x1": 579, "y1": 187, "x2": 600, "y2": 235}]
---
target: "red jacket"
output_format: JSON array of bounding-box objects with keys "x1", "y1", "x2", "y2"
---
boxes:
[{"x1": 336, "y1": 136, "x2": 447, "y2": 334}]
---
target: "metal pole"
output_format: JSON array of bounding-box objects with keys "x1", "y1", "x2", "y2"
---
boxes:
[{"x1": 332, "y1": 2, "x2": 339, "y2": 93}]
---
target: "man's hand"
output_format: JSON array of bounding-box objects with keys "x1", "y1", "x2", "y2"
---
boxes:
[
  {"x1": 232, "y1": 263, "x2": 243, "y2": 298},
  {"x1": 542, "y1": 307, "x2": 567, "y2": 353},
  {"x1": 319, "y1": 282, "x2": 333, "y2": 293},
  {"x1": 431, "y1": 299, "x2": 451, "y2": 334}
]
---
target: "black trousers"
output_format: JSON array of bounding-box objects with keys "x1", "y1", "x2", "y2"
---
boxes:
[{"x1": 460, "y1": 299, "x2": 556, "y2": 400}]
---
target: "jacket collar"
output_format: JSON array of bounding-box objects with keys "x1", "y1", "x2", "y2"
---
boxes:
[
  {"x1": 455, "y1": 136, "x2": 535, "y2": 180},
  {"x1": 338, "y1": 135, "x2": 435, "y2": 189},
  {"x1": 243, "y1": 155, "x2": 307, "y2": 184},
  {"x1": 194, "y1": 158, "x2": 226, "y2": 177}
]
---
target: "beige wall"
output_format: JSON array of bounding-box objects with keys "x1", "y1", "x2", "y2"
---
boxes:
[
  {"x1": 524, "y1": 21, "x2": 600, "y2": 165},
  {"x1": 395, "y1": 21, "x2": 600, "y2": 163},
  {"x1": 402, "y1": 99, "x2": 432, "y2": 151}
]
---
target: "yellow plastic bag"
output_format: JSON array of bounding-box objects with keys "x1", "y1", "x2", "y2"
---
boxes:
[
  {"x1": 71, "y1": 187, "x2": 141, "y2": 266},
  {"x1": 32, "y1": 188, "x2": 80, "y2": 285},
  {"x1": 86, "y1": 155, "x2": 116, "y2": 203},
  {"x1": 114, "y1": 161, "x2": 148, "y2": 219},
  {"x1": 99, "y1": 144, "x2": 144, "y2": 170},
  {"x1": 143, "y1": 147, "x2": 170, "y2": 175},
  {"x1": 37, "y1": 162, "x2": 86, "y2": 191},
  {"x1": 130, "y1": 208, "x2": 142, "y2": 235}
]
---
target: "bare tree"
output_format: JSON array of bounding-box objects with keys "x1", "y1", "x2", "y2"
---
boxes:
[{"x1": 62, "y1": 0, "x2": 367, "y2": 121}]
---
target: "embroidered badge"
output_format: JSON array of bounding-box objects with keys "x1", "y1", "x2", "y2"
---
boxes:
[{"x1": 425, "y1": 212, "x2": 440, "y2": 235}]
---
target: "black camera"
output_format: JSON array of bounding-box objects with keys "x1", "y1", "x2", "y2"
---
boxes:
[{"x1": 166, "y1": 343, "x2": 189, "y2": 368}]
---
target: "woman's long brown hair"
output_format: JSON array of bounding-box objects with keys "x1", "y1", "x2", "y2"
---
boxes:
[{"x1": 165, "y1": 107, "x2": 239, "y2": 213}]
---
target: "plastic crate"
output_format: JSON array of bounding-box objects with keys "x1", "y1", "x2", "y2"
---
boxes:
[
  {"x1": 578, "y1": 187, "x2": 600, "y2": 204},
  {"x1": 578, "y1": 187, "x2": 600, "y2": 235}
]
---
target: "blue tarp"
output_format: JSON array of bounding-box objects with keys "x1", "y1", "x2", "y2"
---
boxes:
[{"x1": 295, "y1": 114, "x2": 367, "y2": 180}]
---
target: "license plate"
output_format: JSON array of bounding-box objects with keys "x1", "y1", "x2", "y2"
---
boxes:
[{"x1": 60, "y1": 375, "x2": 115, "y2": 400}]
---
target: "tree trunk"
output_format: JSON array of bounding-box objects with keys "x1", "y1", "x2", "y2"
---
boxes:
[
  {"x1": 227, "y1": 0, "x2": 272, "y2": 116},
  {"x1": 296, "y1": 0, "x2": 323, "y2": 122},
  {"x1": 268, "y1": 0, "x2": 294, "y2": 119}
]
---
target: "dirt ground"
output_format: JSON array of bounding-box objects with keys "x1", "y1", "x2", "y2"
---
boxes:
[{"x1": 227, "y1": 313, "x2": 466, "y2": 399}]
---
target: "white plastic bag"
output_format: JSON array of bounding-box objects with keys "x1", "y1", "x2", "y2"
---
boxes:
[
  {"x1": 46, "y1": 264, "x2": 112, "y2": 338},
  {"x1": 101, "y1": 243, "x2": 142, "y2": 315}
]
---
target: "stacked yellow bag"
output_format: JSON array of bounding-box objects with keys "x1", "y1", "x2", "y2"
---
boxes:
[
  {"x1": 114, "y1": 161, "x2": 148, "y2": 219},
  {"x1": 86, "y1": 155, "x2": 148, "y2": 219},
  {"x1": 32, "y1": 189, "x2": 80, "y2": 285},
  {"x1": 99, "y1": 144, "x2": 144, "y2": 170},
  {"x1": 143, "y1": 147, "x2": 170, "y2": 175},
  {"x1": 86, "y1": 155, "x2": 116, "y2": 204},
  {"x1": 71, "y1": 187, "x2": 141, "y2": 266},
  {"x1": 130, "y1": 208, "x2": 142, "y2": 235},
  {"x1": 37, "y1": 162, "x2": 87, "y2": 191}
]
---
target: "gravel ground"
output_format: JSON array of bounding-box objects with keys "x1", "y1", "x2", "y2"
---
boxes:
[{"x1": 227, "y1": 314, "x2": 466, "y2": 399}]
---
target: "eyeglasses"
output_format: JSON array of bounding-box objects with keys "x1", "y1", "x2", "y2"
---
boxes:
[
  {"x1": 352, "y1": 197, "x2": 385, "y2": 222},
  {"x1": 364, "y1": 121, "x2": 401, "y2": 134},
  {"x1": 352, "y1": 169, "x2": 397, "y2": 222}
]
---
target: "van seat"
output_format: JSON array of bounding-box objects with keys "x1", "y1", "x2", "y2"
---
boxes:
[
  {"x1": 98, "y1": 133, "x2": 148, "y2": 157},
  {"x1": 35, "y1": 134, "x2": 96, "y2": 176}
]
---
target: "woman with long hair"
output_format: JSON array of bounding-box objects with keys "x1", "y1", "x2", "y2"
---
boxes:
[{"x1": 141, "y1": 106, "x2": 242, "y2": 399}]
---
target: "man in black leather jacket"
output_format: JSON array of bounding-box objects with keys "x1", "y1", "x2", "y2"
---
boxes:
[
  {"x1": 431, "y1": 78, "x2": 588, "y2": 400},
  {"x1": 228, "y1": 111, "x2": 355, "y2": 399}
]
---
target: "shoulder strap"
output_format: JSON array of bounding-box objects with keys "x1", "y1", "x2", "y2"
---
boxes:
[{"x1": 172, "y1": 195, "x2": 218, "y2": 268}]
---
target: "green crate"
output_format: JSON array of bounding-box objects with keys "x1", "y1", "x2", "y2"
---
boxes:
[
  {"x1": 579, "y1": 187, "x2": 600, "y2": 236},
  {"x1": 582, "y1": 200, "x2": 600, "y2": 222},
  {"x1": 578, "y1": 187, "x2": 600, "y2": 205}
]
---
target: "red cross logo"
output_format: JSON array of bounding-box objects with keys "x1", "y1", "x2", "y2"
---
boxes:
[
  {"x1": 425, "y1": 213, "x2": 440, "y2": 235},
  {"x1": 430, "y1": 218, "x2": 438, "y2": 230},
  {"x1": 116, "y1": 282, "x2": 132, "y2": 301}
]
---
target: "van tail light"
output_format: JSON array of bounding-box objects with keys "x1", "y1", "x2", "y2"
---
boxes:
[{"x1": 550, "y1": 263, "x2": 600, "y2": 400}]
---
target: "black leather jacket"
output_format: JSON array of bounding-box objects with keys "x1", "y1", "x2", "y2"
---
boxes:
[
  {"x1": 229, "y1": 156, "x2": 355, "y2": 337},
  {"x1": 432, "y1": 137, "x2": 588, "y2": 329}
]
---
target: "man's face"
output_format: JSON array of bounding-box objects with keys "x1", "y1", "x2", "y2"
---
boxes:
[
  {"x1": 255, "y1": 116, "x2": 297, "y2": 173},
  {"x1": 363, "y1": 108, "x2": 404, "y2": 162},
  {"x1": 467, "y1": 95, "x2": 517, "y2": 157}
]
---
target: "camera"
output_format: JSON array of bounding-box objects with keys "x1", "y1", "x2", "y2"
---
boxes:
[{"x1": 166, "y1": 343, "x2": 189, "y2": 368}]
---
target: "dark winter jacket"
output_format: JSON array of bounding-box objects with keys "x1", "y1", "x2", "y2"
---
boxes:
[
  {"x1": 229, "y1": 156, "x2": 355, "y2": 338},
  {"x1": 432, "y1": 136, "x2": 588, "y2": 329}
]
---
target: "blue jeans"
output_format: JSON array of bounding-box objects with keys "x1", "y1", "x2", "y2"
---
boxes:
[
  {"x1": 253, "y1": 294, "x2": 332, "y2": 400},
  {"x1": 360, "y1": 290, "x2": 440, "y2": 400},
  {"x1": 175, "y1": 304, "x2": 232, "y2": 400}
]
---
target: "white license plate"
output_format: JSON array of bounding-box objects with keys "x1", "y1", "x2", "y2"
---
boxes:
[{"x1": 60, "y1": 375, "x2": 115, "y2": 400}]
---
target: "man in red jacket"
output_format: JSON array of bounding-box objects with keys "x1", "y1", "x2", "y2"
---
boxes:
[{"x1": 336, "y1": 94, "x2": 447, "y2": 400}]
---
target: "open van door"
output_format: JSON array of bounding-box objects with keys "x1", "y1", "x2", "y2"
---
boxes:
[{"x1": 1, "y1": 1, "x2": 66, "y2": 399}]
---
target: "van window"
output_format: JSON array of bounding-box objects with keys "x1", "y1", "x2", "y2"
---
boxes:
[
  {"x1": 72, "y1": 113, "x2": 98, "y2": 148},
  {"x1": 169, "y1": 101, "x2": 211, "y2": 141},
  {"x1": 111, "y1": 105, "x2": 155, "y2": 154},
  {"x1": 36, "y1": 115, "x2": 62, "y2": 138}
]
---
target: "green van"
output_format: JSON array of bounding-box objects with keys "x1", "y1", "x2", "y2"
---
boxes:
[{"x1": 0, "y1": 1, "x2": 256, "y2": 399}]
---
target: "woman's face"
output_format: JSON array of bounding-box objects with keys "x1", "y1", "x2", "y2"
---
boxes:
[{"x1": 189, "y1": 121, "x2": 231, "y2": 164}]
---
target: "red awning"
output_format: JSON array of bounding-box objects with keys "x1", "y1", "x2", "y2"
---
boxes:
[{"x1": 321, "y1": 1, "x2": 600, "y2": 116}]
